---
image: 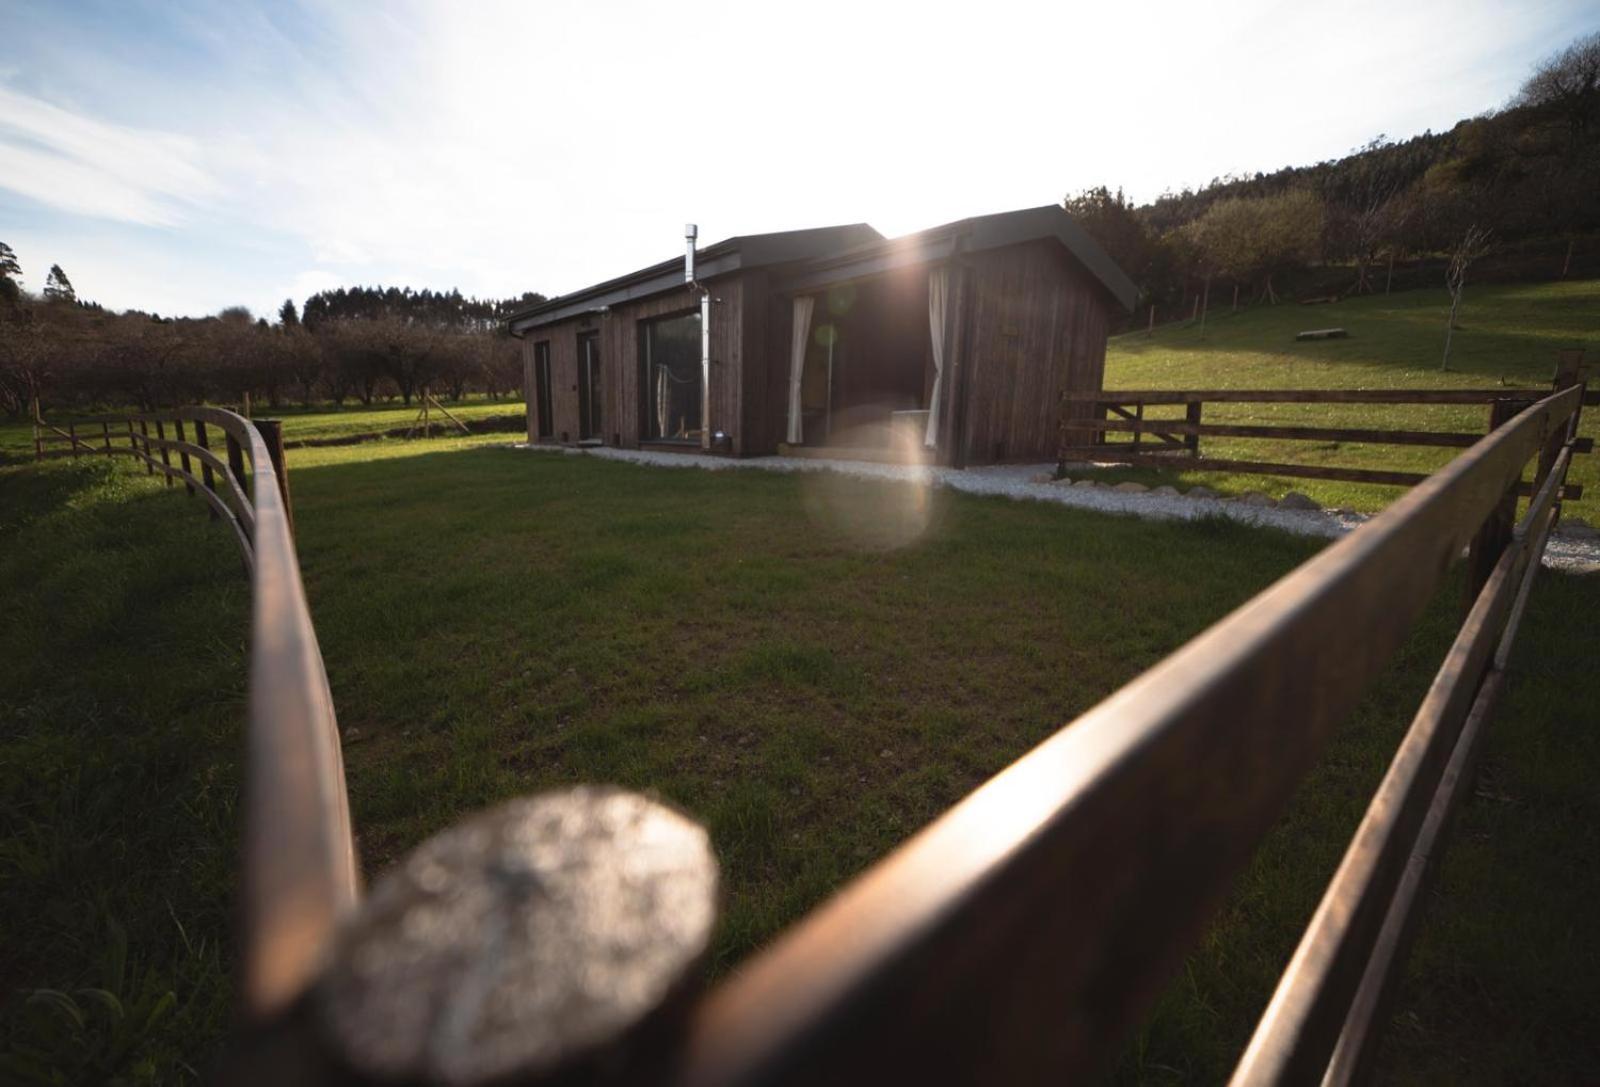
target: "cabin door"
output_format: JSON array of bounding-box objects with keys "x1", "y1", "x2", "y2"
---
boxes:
[{"x1": 577, "y1": 331, "x2": 602, "y2": 441}]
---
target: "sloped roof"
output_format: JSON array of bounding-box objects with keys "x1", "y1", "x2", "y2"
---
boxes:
[
  {"x1": 505, "y1": 223, "x2": 884, "y2": 332},
  {"x1": 505, "y1": 206, "x2": 1138, "y2": 334},
  {"x1": 776, "y1": 205, "x2": 1139, "y2": 311}
]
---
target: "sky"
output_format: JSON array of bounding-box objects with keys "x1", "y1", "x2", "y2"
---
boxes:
[{"x1": 0, "y1": 0, "x2": 1593, "y2": 320}]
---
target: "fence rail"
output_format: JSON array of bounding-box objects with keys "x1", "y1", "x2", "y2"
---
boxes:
[
  {"x1": 33, "y1": 405, "x2": 356, "y2": 1027},
  {"x1": 1059, "y1": 375, "x2": 1597, "y2": 499},
  {"x1": 31, "y1": 365, "x2": 1590, "y2": 1084}
]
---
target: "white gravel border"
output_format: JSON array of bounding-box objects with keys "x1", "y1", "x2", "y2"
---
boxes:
[{"x1": 512, "y1": 443, "x2": 1600, "y2": 573}]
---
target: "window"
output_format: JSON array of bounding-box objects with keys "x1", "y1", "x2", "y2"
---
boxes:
[
  {"x1": 641, "y1": 311, "x2": 701, "y2": 442},
  {"x1": 577, "y1": 331, "x2": 601, "y2": 441},
  {"x1": 533, "y1": 341, "x2": 553, "y2": 439}
]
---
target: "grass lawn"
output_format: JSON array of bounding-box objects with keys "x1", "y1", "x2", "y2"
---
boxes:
[
  {"x1": 3, "y1": 437, "x2": 1595, "y2": 1083},
  {"x1": 1093, "y1": 280, "x2": 1599, "y2": 522}
]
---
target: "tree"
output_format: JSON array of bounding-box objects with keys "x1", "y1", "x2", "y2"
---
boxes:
[
  {"x1": 1063, "y1": 187, "x2": 1160, "y2": 292},
  {"x1": 1441, "y1": 224, "x2": 1492, "y2": 371},
  {"x1": 1514, "y1": 30, "x2": 1600, "y2": 136},
  {"x1": 1187, "y1": 190, "x2": 1323, "y2": 303},
  {"x1": 42, "y1": 264, "x2": 75, "y2": 304},
  {"x1": 0, "y1": 242, "x2": 20, "y2": 310},
  {"x1": 279, "y1": 298, "x2": 300, "y2": 328}
]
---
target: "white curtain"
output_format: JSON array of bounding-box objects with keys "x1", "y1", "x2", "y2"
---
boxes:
[
  {"x1": 654, "y1": 365, "x2": 670, "y2": 438},
  {"x1": 787, "y1": 295, "x2": 815, "y2": 444},
  {"x1": 925, "y1": 268, "x2": 949, "y2": 448}
]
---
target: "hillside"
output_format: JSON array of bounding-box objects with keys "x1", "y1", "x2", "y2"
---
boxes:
[{"x1": 1098, "y1": 279, "x2": 1600, "y2": 522}]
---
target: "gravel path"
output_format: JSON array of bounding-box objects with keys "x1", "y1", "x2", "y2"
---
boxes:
[{"x1": 513, "y1": 443, "x2": 1600, "y2": 574}]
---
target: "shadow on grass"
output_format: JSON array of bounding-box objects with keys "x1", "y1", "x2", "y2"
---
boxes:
[{"x1": 3, "y1": 446, "x2": 1595, "y2": 1083}]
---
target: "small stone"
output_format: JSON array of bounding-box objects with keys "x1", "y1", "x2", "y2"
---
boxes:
[
  {"x1": 1051, "y1": 476, "x2": 1075, "y2": 486},
  {"x1": 1335, "y1": 506, "x2": 1358, "y2": 517},
  {"x1": 1278, "y1": 491, "x2": 1320, "y2": 510},
  {"x1": 1238, "y1": 491, "x2": 1276, "y2": 507},
  {"x1": 343, "y1": 727, "x2": 362, "y2": 743},
  {"x1": 1151, "y1": 485, "x2": 1180, "y2": 497},
  {"x1": 1072, "y1": 479, "x2": 1099, "y2": 488},
  {"x1": 1186, "y1": 485, "x2": 1220, "y2": 499},
  {"x1": 1029, "y1": 472, "x2": 1054, "y2": 484},
  {"x1": 1113, "y1": 482, "x2": 1149, "y2": 493}
]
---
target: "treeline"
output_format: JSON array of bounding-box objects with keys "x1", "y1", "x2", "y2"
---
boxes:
[
  {"x1": 1067, "y1": 31, "x2": 1600, "y2": 320},
  {"x1": 0, "y1": 258, "x2": 547, "y2": 416}
]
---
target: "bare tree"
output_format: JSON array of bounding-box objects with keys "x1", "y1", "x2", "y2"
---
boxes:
[
  {"x1": 1441, "y1": 224, "x2": 1492, "y2": 371},
  {"x1": 1514, "y1": 30, "x2": 1600, "y2": 135}
]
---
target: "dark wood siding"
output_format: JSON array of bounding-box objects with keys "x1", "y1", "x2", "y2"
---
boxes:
[
  {"x1": 954, "y1": 240, "x2": 1110, "y2": 464},
  {"x1": 522, "y1": 239, "x2": 1114, "y2": 465},
  {"x1": 523, "y1": 274, "x2": 750, "y2": 453}
]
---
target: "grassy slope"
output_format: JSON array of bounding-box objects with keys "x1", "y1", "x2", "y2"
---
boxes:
[
  {"x1": 1097, "y1": 280, "x2": 1599, "y2": 521},
  {"x1": 3, "y1": 442, "x2": 1595, "y2": 1082}
]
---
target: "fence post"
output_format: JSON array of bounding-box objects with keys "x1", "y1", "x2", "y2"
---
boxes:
[
  {"x1": 309, "y1": 789, "x2": 717, "y2": 1087},
  {"x1": 69, "y1": 422, "x2": 79, "y2": 460},
  {"x1": 140, "y1": 420, "x2": 154, "y2": 475},
  {"x1": 257, "y1": 420, "x2": 295, "y2": 536},
  {"x1": 227, "y1": 432, "x2": 247, "y2": 494},
  {"x1": 1186, "y1": 401, "x2": 1202, "y2": 458},
  {"x1": 174, "y1": 419, "x2": 196, "y2": 497},
  {"x1": 155, "y1": 420, "x2": 174, "y2": 486},
  {"x1": 194, "y1": 420, "x2": 220, "y2": 520},
  {"x1": 101, "y1": 421, "x2": 112, "y2": 454},
  {"x1": 31, "y1": 397, "x2": 42, "y2": 460},
  {"x1": 1465, "y1": 399, "x2": 1519, "y2": 611}
]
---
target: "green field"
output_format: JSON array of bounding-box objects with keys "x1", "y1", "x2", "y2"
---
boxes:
[
  {"x1": 3, "y1": 431, "x2": 1596, "y2": 1083},
  {"x1": 1094, "y1": 280, "x2": 1599, "y2": 522}
]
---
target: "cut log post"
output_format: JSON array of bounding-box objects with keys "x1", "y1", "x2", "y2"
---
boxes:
[
  {"x1": 313, "y1": 788, "x2": 717, "y2": 1087},
  {"x1": 1296, "y1": 328, "x2": 1349, "y2": 342}
]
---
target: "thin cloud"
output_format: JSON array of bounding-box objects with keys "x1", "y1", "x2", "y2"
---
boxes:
[{"x1": 0, "y1": 84, "x2": 217, "y2": 226}]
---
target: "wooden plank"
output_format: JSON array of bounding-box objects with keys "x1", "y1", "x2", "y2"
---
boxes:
[
  {"x1": 679, "y1": 387, "x2": 1580, "y2": 1087},
  {"x1": 1323, "y1": 491, "x2": 1559, "y2": 1085},
  {"x1": 1230, "y1": 496, "x2": 1534, "y2": 1086},
  {"x1": 1320, "y1": 666, "x2": 1507, "y2": 1087},
  {"x1": 1062, "y1": 417, "x2": 1505, "y2": 449},
  {"x1": 1061, "y1": 389, "x2": 1574, "y2": 406},
  {"x1": 1295, "y1": 328, "x2": 1348, "y2": 341}
]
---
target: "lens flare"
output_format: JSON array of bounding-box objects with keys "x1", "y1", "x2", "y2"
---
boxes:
[{"x1": 799, "y1": 415, "x2": 936, "y2": 552}]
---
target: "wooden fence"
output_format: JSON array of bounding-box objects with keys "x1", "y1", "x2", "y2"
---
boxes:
[
  {"x1": 33, "y1": 406, "x2": 356, "y2": 1034},
  {"x1": 1060, "y1": 365, "x2": 1596, "y2": 502},
  {"x1": 34, "y1": 376, "x2": 1590, "y2": 1083}
]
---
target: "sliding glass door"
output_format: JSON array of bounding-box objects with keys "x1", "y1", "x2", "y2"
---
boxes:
[
  {"x1": 641, "y1": 311, "x2": 702, "y2": 443},
  {"x1": 577, "y1": 331, "x2": 602, "y2": 441}
]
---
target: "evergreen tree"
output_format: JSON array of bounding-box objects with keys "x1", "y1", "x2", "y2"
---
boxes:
[
  {"x1": 43, "y1": 264, "x2": 76, "y2": 303},
  {"x1": 279, "y1": 298, "x2": 300, "y2": 327},
  {"x1": 0, "y1": 242, "x2": 19, "y2": 308}
]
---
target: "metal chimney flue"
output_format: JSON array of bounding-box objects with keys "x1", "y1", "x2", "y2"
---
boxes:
[{"x1": 685, "y1": 224, "x2": 698, "y2": 285}]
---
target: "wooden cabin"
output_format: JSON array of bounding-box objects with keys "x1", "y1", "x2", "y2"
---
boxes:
[{"x1": 507, "y1": 206, "x2": 1137, "y2": 467}]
